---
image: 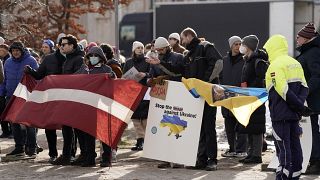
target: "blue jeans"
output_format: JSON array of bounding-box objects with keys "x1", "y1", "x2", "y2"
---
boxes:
[{"x1": 12, "y1": 123, "x2": 37, "y2": 153}]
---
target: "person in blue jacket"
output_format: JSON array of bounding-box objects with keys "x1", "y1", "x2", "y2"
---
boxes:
[{"x1": 0, "y1": 41, "x2": 39, "y2": 159}]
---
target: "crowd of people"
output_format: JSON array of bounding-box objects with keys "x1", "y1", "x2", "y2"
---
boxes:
[{"x1": 0, "y1": 22, "x2": 319, "y2": 179}]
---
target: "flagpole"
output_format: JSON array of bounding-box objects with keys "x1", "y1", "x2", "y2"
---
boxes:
[{"x1": 114, "y1": 0, "x2": 119, "y2": 61}]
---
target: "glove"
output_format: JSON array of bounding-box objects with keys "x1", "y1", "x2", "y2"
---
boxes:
[
  {"x1": 299, "y1": 106, "x2": 314, "y2": 117},
  {"x1": 147, "y1": 75, "x2": 170, "y2": 87},
  {"x1": 24, "y1": 65, "x2": 32, "y2": 74}
]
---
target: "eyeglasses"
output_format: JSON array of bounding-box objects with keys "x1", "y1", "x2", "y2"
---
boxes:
[
  {"x1": 156, "y1": 47, "x2": 166, "y2": 52},
  {"x1": 61, "y1": 43, "x2": 69, "y2": 47}
]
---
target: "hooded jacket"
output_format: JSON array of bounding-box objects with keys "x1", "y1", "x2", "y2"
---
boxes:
[
  {"x1": 0, "y1": 49, "x2": 38, "y2": 97},
  {"x1": 264, "y1": 35, "x2": 308, "y2": 122},
  {"x1": 296, "y1": 35, "x2": 320, "y2": 112}
]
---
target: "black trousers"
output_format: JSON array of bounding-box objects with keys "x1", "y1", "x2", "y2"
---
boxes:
[
  {"x1": 62, "y1": 125, "x2": 76, "y2": 158},
  {"x1": 75, "y1": 129, "x2": 97, "y2": 162},
  {"x1": 224, "y1": 117, "x2": 247, "y2": 153},
  {"x1": 102, "y1": 143, "x2": 112, "y2": 162},
  {"x1": 197, "y1": 102, "x2": 218, "y2": 163},
  {"x1": 0, "y1": 96, "x2": 11, "y2": 135},
  {"x1": 45, "y1": 129, "x2": 58, "y2": 157}
]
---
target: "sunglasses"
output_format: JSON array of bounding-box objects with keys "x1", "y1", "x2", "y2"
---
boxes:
[{"x1": 61, "y1": 43, "x2": 69, "y2": 47}]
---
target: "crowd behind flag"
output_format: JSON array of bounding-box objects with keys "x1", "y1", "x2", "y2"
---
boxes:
[{"x1": 1, "y1": 74, "x2": 147, "y2": 149}]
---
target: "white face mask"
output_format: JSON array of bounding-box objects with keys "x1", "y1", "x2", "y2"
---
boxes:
[
  {"x1": 239, "y1": 45, "x2": 247, "y2": 54},
  {"x1": 89, "y1": 56, "x2": 100, "y2": 65}
]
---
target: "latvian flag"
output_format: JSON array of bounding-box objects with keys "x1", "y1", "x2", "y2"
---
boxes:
[{"x1": 1, "y1": 74, "x2": 147, "y2": 149}]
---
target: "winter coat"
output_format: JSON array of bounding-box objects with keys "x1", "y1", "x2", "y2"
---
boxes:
[
  {"x1": 63, "y1": 46, "x2": 84, "y2": 74},
  {"x1": 28, "y1": 49, "x2": 66, "y2": 80},
  {"x1": 150, "y1": 50, "x2": 184, "y2": 82},
  {"x1": 221, "y1": 52, "x2": 244, "y2": 118},
  {"x1": 296, "y1": 35, "x2": 320, "y2": 112},
  {"x1": 0, "y1": 50, "x2": 38, "y2": 97},
  {"x1": 237, "y1": 49, "x2": 268, "y2": 134},
  {"x1": 107, "y1": 59, "x2": 123, "y2": 78},
  {"x1": 123, "y1": 56, "x2": 150, "y2": 86},
  {"x1": 123, "y1": 56, "x2": 150, "y2": 119},
  {"x1": 184, "y1": 38, "x2": 222, "y2": 83},
  {"x1": 264, "y1": 35, "x2": 308, "y2": 122},
  {"x1": 75, "y1": 64, "x2": 115, "y2": 75}
]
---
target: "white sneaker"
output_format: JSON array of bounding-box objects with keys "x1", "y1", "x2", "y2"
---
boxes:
[
  {"x1": 221, "y1": 150, "x2": 237, "y2": 157},
  {"x1": 111, "y1": 149, "x2": 117, "y2": 163}
]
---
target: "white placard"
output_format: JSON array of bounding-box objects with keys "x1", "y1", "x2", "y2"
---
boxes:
[
  {"x1": 268, "y1": 116, "x2": 312, "y2": 173},
  {"x1": 143, "y1": 81, "x2": 205, "y2": 166},
  {"x1": 122, "y1": 67, "x2": 143, "y2": 82}
]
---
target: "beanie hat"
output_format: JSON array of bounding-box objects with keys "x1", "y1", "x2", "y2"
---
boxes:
[
  {"x1": 298, "y1": 23, "x2": 318, "y2": 39},
  {"x1": 132, "y1": 41, "x2": 144, "y2": 52},
  {"x1": 228, "y1": 36, "x2": 241, "y2": 48},
  {"x1": 85, "y1": 46, "x2": 107, "y2": 63},
  {"x1": 9, "y1": 41, "x2": 25, "y2": 53},
  {"x1": 56, "y1": 33, "x2": 66, "y2": 44},
  {"x1": 43, "y1": 39, "x2": 54, "y2": 49},
  {"x1": 242, "y1": 35, "x2": 259, "y2": 51},
  {"x1": 0, "y1": 44, "x2": 9, "y2": 50},
  {"x1": 85, "y1": 42, "x2": 98, "y2": 53},
  {"x1": 0, "y1": 36, "x2": 4, "y2": 45},
  {"x1": 168, "y1": 33, "x2": 181, "y2": 42},
  {"x1": 79, "y1": 39, "x2": 88, "y2": 50},
  {"x1": 154, "y1": 37, "x2": 170, "y2": 49}
]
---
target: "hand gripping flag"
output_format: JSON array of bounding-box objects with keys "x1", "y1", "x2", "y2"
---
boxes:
[
  {"x1": 1, "y1": 74, "x2": 147, "y2": 149},
  {"x1": 182, "y1": 78, "x2": 268, "y2": 126}
]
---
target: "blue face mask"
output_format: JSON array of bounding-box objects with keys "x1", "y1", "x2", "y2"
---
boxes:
[{"x1": 89, "y1": 56, "x2": 100, "y2": 65}]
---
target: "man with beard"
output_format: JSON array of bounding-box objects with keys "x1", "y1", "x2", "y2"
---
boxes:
[{"x1": 180, "y1": 27, "x2": 222, "y2": 171}]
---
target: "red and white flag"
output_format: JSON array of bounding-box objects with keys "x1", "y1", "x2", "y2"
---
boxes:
[{"x1": 1, "y1": 74, "x2": 147, "y2": 148}]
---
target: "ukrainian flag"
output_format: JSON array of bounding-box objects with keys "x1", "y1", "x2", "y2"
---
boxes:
[{"x1": 182, "y1": 78, "x2": 268, "y2": 126}]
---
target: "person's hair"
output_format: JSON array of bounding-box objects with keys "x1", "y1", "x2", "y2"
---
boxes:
[
  {"x1": 181, "y1": 27, "x2": 197, "y2": 38},
  {"x1": 100, "y1": 43, "x2": 114, "y2": 60},
  {"x1": 145, "y1": 43, "x2": 152, "y2": 50},
  {"x1": 0, "y1": 44, "x2": 9, "y2": 50},
  {"x1": 61, "y1": 34, "x2": 78, "y2": 49}
]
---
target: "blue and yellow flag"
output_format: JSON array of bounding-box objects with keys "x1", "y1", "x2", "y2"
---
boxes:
[{"x1": 182, "y1": 78, "x2": 268, "y2": 126}]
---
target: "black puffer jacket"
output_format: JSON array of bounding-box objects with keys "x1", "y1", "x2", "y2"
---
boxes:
[
  {"x1": 237, "y1": 49, "x2": 268, "y2": 134},
  {"x1": 296, "y1": 35, "x2": 320, "y2": 112},
  {"x1": 123, "y1": 55, "x2": 150, "y2": 119},
  {"x1": 184, "y1": 38, "x2": 222, "y2": 83},
  {"x1": 29, "y1": 49, "x2": 65, "y2": 79},
  {"x1": 63, "y1": 46, "x2": 84, "y2": 74},
  {"x1": 221, "y1": 52, "x2": 244, "y2": 118}
]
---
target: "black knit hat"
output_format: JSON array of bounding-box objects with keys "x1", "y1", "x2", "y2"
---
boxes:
[
  {"x1": 298, "y1": 23, "x2": 318, "y2": 39},
  {"x1": 9, "y1": 41, "x2": 25, "y2": 53},
  {"x1": 242, "y1": 35, "x2": 259, "y2": 51}
]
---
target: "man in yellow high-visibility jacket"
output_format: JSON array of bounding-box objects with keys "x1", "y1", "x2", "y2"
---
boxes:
[{"x1": 264, "y1": 34, "x2": 311, "y2": 180}]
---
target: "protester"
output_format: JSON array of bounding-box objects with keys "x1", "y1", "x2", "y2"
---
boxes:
[
  {"x1": 0, "y1": 41, "x2": 39, "y2": 159},
  {"x1": 239, "y1": 35, "x2": 268, "y2": 164},
  {"x1": 123, "y1": 41, "x2": 150, "y2": 152},
  {"x1": 40, "y1": 39, "x2": 55, "y2": 62},
  {"x1": 296, "y1": 23, "x2": 320, "y2": 174},
  {"x1": 168, "y1": 32, "x2": 186, "y2": 54},
  {"x1": 264, "y1": 34, "x2": 310, "y2": 180},
  {"x1": 51, "y1": 34, "x2": 84, "y2": 165},
  {"x1": 100, "y1": 43, "x2": 123, "y2": 78},
  {"x1": 74, "y1": 46, "x2": 115, "y2": 167},
  {"x1": 146, "y1": 36, "x2": 184, "y2": 168},
  {"x1": 180, "y1": 27, "x2": 222, "y2": 171},
  {"x1": 221, "y1": 36, "x2": 247, "y2": 158}
]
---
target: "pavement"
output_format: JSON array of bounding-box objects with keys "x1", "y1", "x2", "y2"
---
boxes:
[{"x1": 0, "y1": 109, "x2": 319, "y2": 180}]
